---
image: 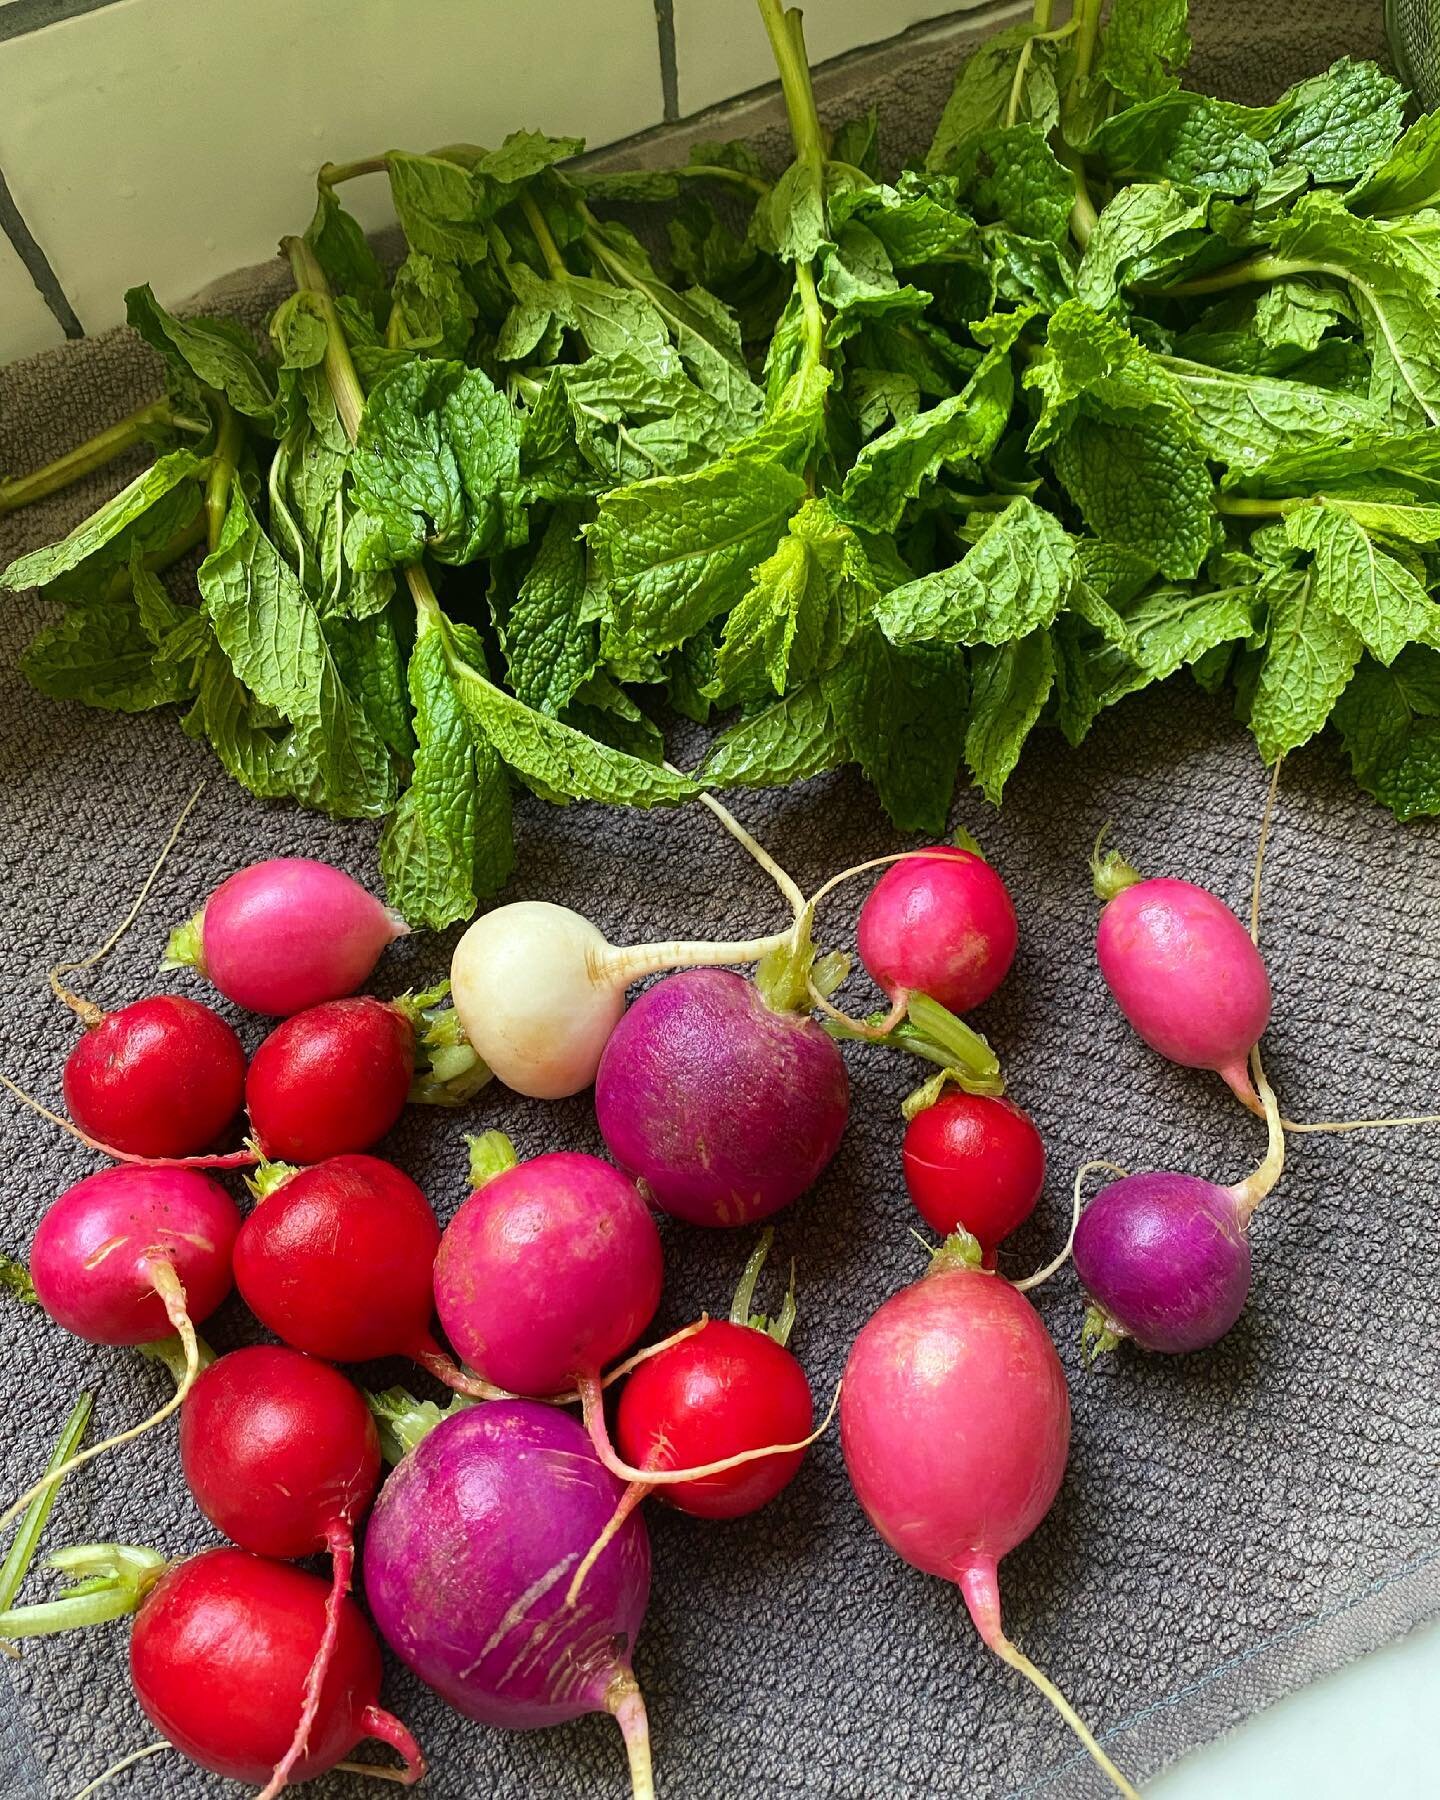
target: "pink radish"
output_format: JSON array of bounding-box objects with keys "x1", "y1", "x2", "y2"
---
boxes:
[
  {"x1": 179, "y1": 1345, "x2": 383, "y2": 1798},
  {"x1": 857, "y1": 844, "x2": 1018, "y2": 1016},
  {"x1": 841, "y1": 1238, "x2": 1138, "y2": 1798},
  {"x1": 164, "y1": 857, "x2": 407, "y2": 1017},
  {"x1": 0, "y1": 1165, "x2": 239, "y2": 1536},
  {"x1": 1094, "y1": 839, "x2": 1272, "y2": 1110}
]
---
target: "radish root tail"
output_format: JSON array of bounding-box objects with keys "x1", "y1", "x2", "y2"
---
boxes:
[
  {"x1": 1011, "y1": 1159, "x2": 1128, "y2": 1293},
  {"x1": 50, "y1": 782, "x2": 205, "y2": 1028},
  {"x1": 606, "y1": 1668, "x2": 655, "y2": 1800},
  {"x1": 0, "y1": 1263, "x2": 197, "y2": 1539},
  {"x1": 255, "y1": 1526, "x2": 356, "y2": 1800},
  {"x1": 339, "y1": 1704, "x2": 426, "y2": 1786},
  {"x1": 70, "y1": 1740, "x2": 174, "y2": 1800},
  {"x1": 0, "y1": 1072, "x2": 258, "y2": 1170},
  {"x1": 566, "y1": 1478, "x2": 652, "y2": 1607},
  {"x1": 959, "y1": 1559, "x2": 1138, "y2": 1800},
  {"x1": 411, "y1": 1337, "x2": 508, "y2": 1402},
  {"x1": 577, "y1": 1373, "x2": 839, "y2": 1487}
]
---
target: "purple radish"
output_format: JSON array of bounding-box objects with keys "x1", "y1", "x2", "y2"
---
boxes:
[
  {"x1": 1094, "y1": 841, "x2": 1272, "y2": 1110},
  {"x1": 363, "y1": 1401, "x2": 655, "y2": 1798},
  {"x1": 1073, "y1": 1065, "x2": 1286, "y2": 1356},
  {"x1": 594, "y1": 967, "x2": 850, "y2": 1227},
  {"x1": 1, "y1": 1165, "x2": 240, "y2": 1534},
  {"x1": 164, "y1": 858, "x2": 407, "y2": 1017}
]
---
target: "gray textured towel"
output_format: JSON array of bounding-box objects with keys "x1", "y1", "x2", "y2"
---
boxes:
[{"x1": 2, "y1": 4, "x2": 1437, "y2": 1797}]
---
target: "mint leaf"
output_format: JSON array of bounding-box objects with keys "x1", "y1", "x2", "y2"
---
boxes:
[
  {"x1": 21, "y1": 603, "x2": 184, "y2": 713},
  {"x1": 1333, "y1": 648, "x2": 1440, "y2": 819},
  {"x1": 501, "y1": 504, "x2": 596, "y2": 713},
  {"x1": 386, "y1": 152, "x2": 490, "y2": 261},
  {"x1": 1262, "y1": 59, "x2": 1405, "y2": 185},
  {"x1": 703, "y1": 682, "x2": 846, "y2": 790},
  {"x1": 388, "y1": 253, "x2": 478, "y2": 358},
  {"x1": 877, "y1": 498, "x2": 1074, "y2": 647},
  {"x1": 380, "y1": 623, "x2": 513, "y2": 928},
  {"x1": 712, "y1": 498, "x2": 873, "y2": 701},
  {"x1": 1283, "y1": 500, "x2": 1439, "y2": 666},
  {"x1": 1052, "y1": 414, "x2": 1213, "y2": 580},
  {"x1": 926, "y1": 25, "x2": 1060, "y2": 173},
  {"x1": 3, "y1": 450, "x2": 204, "y2": 592},
  {"x1": 1249, "y1": 567, "x2": 1363, "y2": 762},
  {"x1": 964, "y1": 630, "x2": 1055, "y2": 805},
  {"x1": 960, "y1": 126, "x2": 1074, "y2": 245},
  {"x1": 589, "y1": 435, "x2": 811, "y2": 656},
  {"x1": 1083, "y1": 93, "x2": 1272, "y2": 196},
  {"x1": 1094, "y1": 0, "x2": 1191, "y2": 103},
  {"x1": 1349, "y1": 111, "x2": 1440, "y2": 218},
  {"x1": 478, "y1": 130, "x2": 583, "y2": 186},
  {"x1": 126, "y1": 286, "x2": 278, "y2": 427},
  {"x1": 1158, "y1": 357, "x2": 1385, "y2": 471},
  {"x1": 306, "y1": 185, "x2": 387, "y2": 310},
  {"x1": 832, "y1": 173, "x2": 981, "y2": 268},
  {"x1": 825, "y1": 626, "x2": 967, "y2": 833},
  {"x1": 199, "y1": 487, "x2": 395, "y2": 818},
  {"x1": 1075, "y1": 184, "x2": 1210, "y2": 306},
  {"x1": 350, "y1": 360, "x2": 521, "y2": 567},
  {"x1": 564, "y1": 672, "x2": 663, "y2": 766}
]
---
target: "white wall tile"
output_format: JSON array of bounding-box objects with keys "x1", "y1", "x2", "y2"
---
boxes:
[
  {"x1": 0, "y1": 229, "x2": 63, "y2": 362},
  {"x1": 674, "y1": 0, "x2": 990, "y2": 117},
  {"x1": 0, "y1": 0, "x2": 664, "y2": 335}
]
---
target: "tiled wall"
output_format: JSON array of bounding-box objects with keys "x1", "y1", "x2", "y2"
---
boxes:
[{"x1": 0, "y1": 0, "x2": 991, "y2": 364}]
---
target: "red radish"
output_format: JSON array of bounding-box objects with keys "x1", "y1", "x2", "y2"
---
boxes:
[
  {"x1": 179, "y1": 1346, "x2": 383, "y2": 1798},
  {"x1": 0, "y1": 1165, "x2": 239, "y2": 1537},
  {"x1": 62, "y1": 994, "x2": 245, "y2": 1160},
  {"x1": 595, "y1": 967, "x2": 850, "y2": 1227},
  {"x1": 841, "y1": 1239, "x2": 1138, "y2": 1798},
  {"x1": 1094, "y1": 840, "x2": 1272, "y2": 1110},
  {"x1": 902, "y1": 1091, "x2": 1046, "y2": 1264},
  {"x1": 0, "y1": 1545, "x2": 422, "y2": 1789},
  {"x1": 163, "y1": 857, "x2": 407, "y2": 1017},
  {"x1": 857, "y1": 845, "x2": 1018, "y2": 1016},
  {"x1": 231, "y1": 1152, "x2": 486, "y2": 1397},
  {"x1": 247, "y1": 997, "x2": 413, "y2": 1163}
]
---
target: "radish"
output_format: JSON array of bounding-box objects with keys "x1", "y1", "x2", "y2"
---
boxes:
[
  {"x1": 246, "y1": 984, "x2": 488, "y2": 1164},
  {"x1": 0, "y1": 1165, "x2": 239, "y2": 1537},
  {"x1": 62, "y1": 994, "x2": 246, "y2": 1160},
  {"x1": 163, "y1": 856, "x2": 407, "y2": 1017},
  {"x1": 857, "y1": 844, "x2": 1018, "y2": 1018},
  {"x1": 1073, "y1": 1053, "x2": 1286, "y2": 1357},
  {"x1": 841, "y1": 1236, "x2": 1138, "y2": 1798},
  {"x1": 902, "y1": 1091, "x2": 1046, "y2": 1265},
  {"x1": 445, "y1": 791, "x2": 813, "y2": 1101},
  {"x1": 1093, "y1": 837, "x2": 1272, "y2": 1111},
  {"x1": 363, "y1": 1400, "x2": 655, "y2": 1798},
  {"x1": 434, "y1": 1134, "x2": 664, "y2": 1399},
  {"x1": 0, "y1": 1545, "x2": 423, "y2": 1790},
  {"x1": 179, "y1": 1345, "x2": 383, "y2": 1798},
  {"x1": 594, "y1": 967, "x2": 850, "y2": 1227},
  {"x1": 231, "y1": 1152, "x2": 489, "y2": 1396}
]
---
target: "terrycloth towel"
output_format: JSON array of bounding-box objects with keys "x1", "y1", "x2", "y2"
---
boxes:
[{"x1": 2, "y1": 4, "x2": 1435, "y2": 1796}]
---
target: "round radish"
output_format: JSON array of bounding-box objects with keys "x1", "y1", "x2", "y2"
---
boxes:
[
  {"x1": 62, "y1": 995, "x2": 245, "y2": 1160},
  {"x1": 364, "y1": 1402, "x2": 654, "y2": 1797},
  {"x1": 857, "y1": 846, "x2": 1018, "y2": 1016},
  {"x1": 841, "y1": 1242, "x2": 1138, "y2": 1798},
  {"x1": 433, "y1": 1140, "x2": 663, "y2": 1399},
  {"x1": 902, "y1": 1091, "x2": 1046, "y2": 1263},
  {"x1": 246, "y1": 996, "x2": 414, "y2": 1163},
  {"x1": 0, "y1": 1166, "x2": 239, "y2": 1538},
  {"x1": 449, "y1": 900, "x2": 793, "y2": 1099},
  {"x1": 179, "y1": 1345, "x2": 384, "y2": 1798},
  {"x1": 595, "y1": 967, "x2": 849, "y2": 1227},
  {"x1": 230, "y1": 1153, "x2": 487, "y2": 1398},
  {"x1": 1094, "y1": 848, "x2": 1272, "y2": 1109},
  {"x1": 164, "y1": 857, "x2": 407, "y2": 1017}
]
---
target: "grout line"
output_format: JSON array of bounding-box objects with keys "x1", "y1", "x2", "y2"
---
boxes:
[
  {"x1": 0, "y1": 0, "x2": 131, "y2": 46},
  {"x1": 653, "y1": 0, "x2": 680, "y2": 122},
  {"x1": 0, "y1": 166, "x2": 84, "y2": 339}
]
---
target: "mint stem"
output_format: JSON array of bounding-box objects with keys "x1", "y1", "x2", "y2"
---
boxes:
[
  {"x1": 203, "y1": 399, "x2": 242, "y2": 553},
  {"x1": 520, "y1": 193, "x2": 571, "y2": 282},
  {"x1": 282, "y1": 235, "x2": 367, "y2": 439},
  {"x1": 0, "y1": 402, "x2": 201, "y2": 518}
]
